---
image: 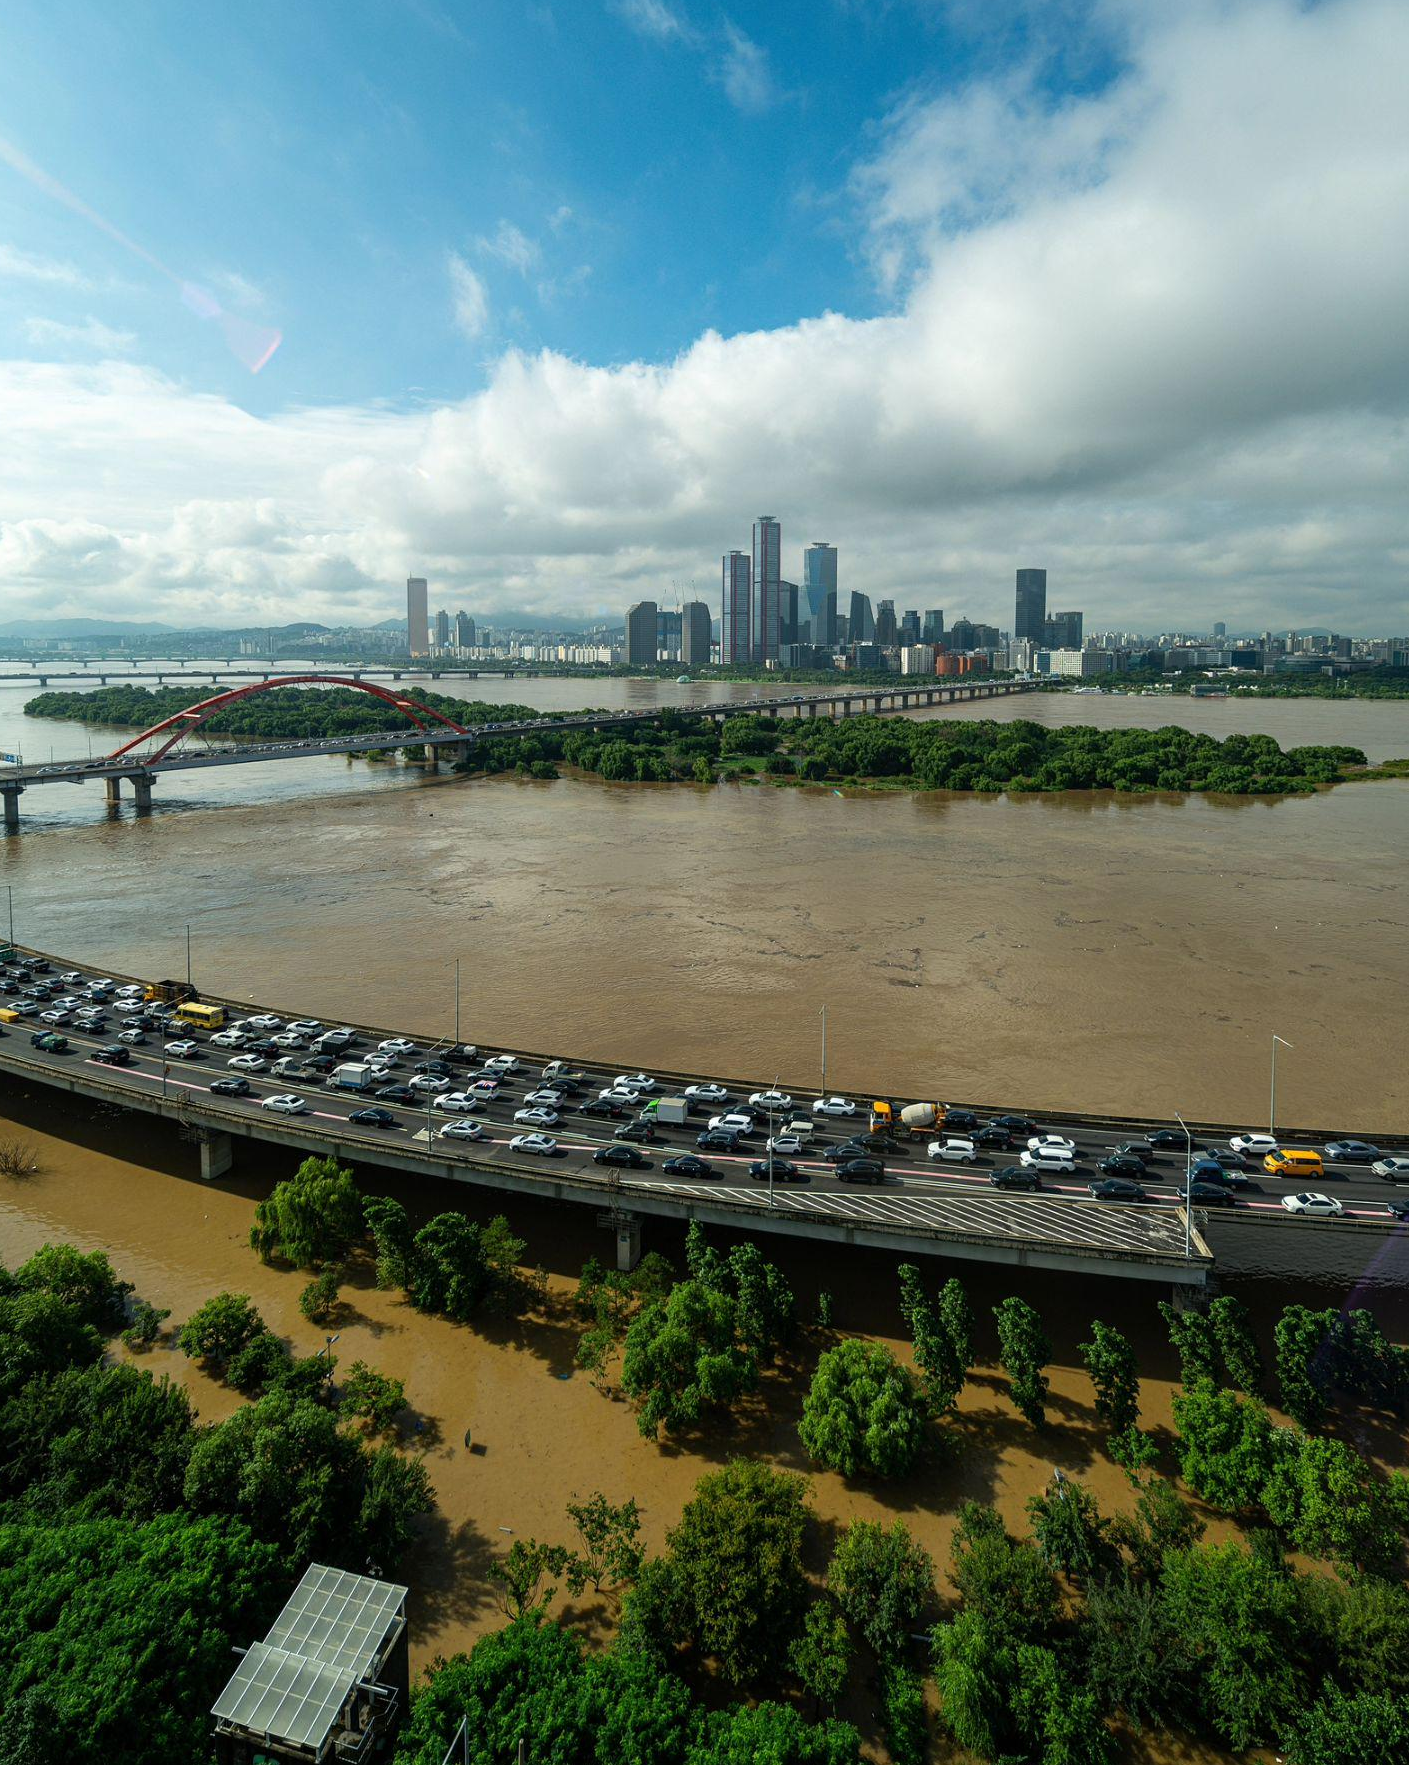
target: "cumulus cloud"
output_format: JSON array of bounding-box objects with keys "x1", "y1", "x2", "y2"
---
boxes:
[
  {"x1": 23, "y1": 315, "x2": 135, "y2": 354},
  {"x1": 1, "y1": 0, "x2": 1407, "y2": 633}
]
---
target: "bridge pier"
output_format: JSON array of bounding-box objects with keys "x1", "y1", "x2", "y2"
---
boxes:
[
  {"x1": 104, "y1": 777, "x2": 122, "y2": 808},
  {"x1": 422, "y1": 743, "x2": 439, "y2": 767},
  {"x1": 1, "y1": 784, "x2": 22, "y2": 832},
  {"x1": 615, "y1": 1215, "x2": 641, "y2": 1272},
  {"x1": 131, "y1": 775, "x2": 153, "y2": 813},
  {"x1": 198, "y1": 1130, "x2": 234, "y2": 1182}
]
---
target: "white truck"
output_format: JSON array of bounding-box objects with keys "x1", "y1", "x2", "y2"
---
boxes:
[
  {"x1": 327, "y1": 1062, "x2": 377, "y2": 1093},
  {"x1": 655, "y1": 1096, "x2": 691, "y2": 1125}
]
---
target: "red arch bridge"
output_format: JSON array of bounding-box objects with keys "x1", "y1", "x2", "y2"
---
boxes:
[{"x1": 0, "y1": 673, "x2": 1036, "y2": 828}]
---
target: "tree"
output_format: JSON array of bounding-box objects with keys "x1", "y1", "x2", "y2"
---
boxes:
[
  {"x1": 299, "y1": 1267, "x2": 341, "y2": 1324},
  {"x1": 619, "y1": 1280, "x2": 757, "y2": 1438},
  {"x1": 1262, "y1": 1434, "x2": 1409, "y2": 1575},
  {"x1": 564, "y1": 1492, "x2": 642, "y2": 1594},
  {"x1": 880, "y1": 1666, "x2": 927, "y2": 1765},
  {"x1": 1276, "y1": 1304, "x2": 1336, "y2": 1430},
  {"x1": 655, "y1": 1459, "x2": 810, "y2": 1687},
  {"x1": 1284, "y1": 1688, "x2": 1409, "y2": 1765},
  {"x1": 10, "y1": 1244, "x2": 132, "y2": 1334},
  {"x1": 994, "y1": 1295, "x2": 1051, "y2": 1427},
  {"x1": 826, "y1": 1519, "x2": 934, "y2": 1663},
  {"x1": 1209, "y1": 1294, "x2": 1263, "y2": 1392},
  {"x1": 688, "y1": 1703, "x2": 861, "y2": 1764},
  {"x1": 357, "y1": 1445, "x2": 434, "y2": 1567},
  {"x1": 364, "y1": 1194, "x2": 416, "y2": 1290},
  {"x1": 120, "y1": 1300, "x2": 169, "y2": 1352},
  {"x1": 1109, "y1": 1478, "x2": 1205, "y2": 1579},
  {"x1": 789, "y1": 1599, "x2": 850, "y2": 1710},
  {"x1": 1084, "y1": 1572, "x2": 1179, "y2": 1731},
  {"x1": 1171, "y1": 1382, "x2": 1285, "y2": 1513},
  {"x1": 1080, "y1": 1320, "x2": 1141, "y2": 1436},
  {"x1": 798, "y1": 1339, "x2": 928, "y2": 1479},
  {"x1": 339, "y1": 1360, "x2": 406, "y2": 1435},
  {"x1": 490, "y1": 1537, "x2": 575, "y2": 1618},
  {"x1": 947, "y1": 1502, "x2": 1061, "y2": 1642},
  {"x1": 932, "y1": 1609, "x2": 1008, "y2": 1759},
  {"x1": 176, "y1": 1291, "x2": 265, "y2": 1372},
  {"x1": 1027, "y1": 1474, "x2": 1120, "y2": 1582},
  {"x1": 1159, "y1": 1300, "x2": 1220, "y2": 1387},
  {"x1": 0, "y1": 1289, "x2": 104, "y2": 1401},
  {"x1": 410, "y1": 1213, "x2": 491, "y2": 1320},
  {"x1": 250, "y1": 1155, "x2": 362, "y2": 1268},
  {"x1": 897, "y1": 1264, "x2": 967, "y2": 1414}
]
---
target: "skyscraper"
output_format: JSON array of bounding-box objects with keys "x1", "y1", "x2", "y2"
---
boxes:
[
  {"x1": 1015, "y1": 568, "x2": 1047, "y2": 644},
  {"x1": 802, "y1": 542, "x2": 838, "y2": 645},
  {"x1": 751, "y1": 516, "x2": 781, "y2": 664},
  {"x1": 779, "y1": 581, "x2": 799, "y2": 650},
  {"x1": 406, "y1": 577, "x2": 429, "y2": 656},
  {"x1": 922, "y1": 608, "x2": 945, "y2": 644},
  {"x1": 454, "y1": 611, "x2": 476, "y2": 648},
  {"x1": 900, "y1": 610, "x2": 921, "y2": 645},
  {"x1": 874, "y1": 600, "x2": 897, "y2": 648},
  {"x1": 721, "y1": 552, "x2": 751, "y2": 664},
  {"x1": 433, "y1": 608, "x2": 450, "y2": 648},
  {"x1": 656, "y1": 609, "x2": 683, "y2": 659},
  {"x1": 848, "y1": 592, "x2": 874, "y2": 643},
  {"x1": 1044, "y1": 610, "x2": 1083, "y2": 649},
  {"x1": 682, "y1": 601, "x2": 712, "y2": 666},
  {"x1": 625, "y1": 600, "x2": 658, "y2": 665}
]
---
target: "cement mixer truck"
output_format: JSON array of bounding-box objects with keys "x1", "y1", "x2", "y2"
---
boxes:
[{"x1": 897, "y1": 1101, "x2": 948, "y2": 1137}]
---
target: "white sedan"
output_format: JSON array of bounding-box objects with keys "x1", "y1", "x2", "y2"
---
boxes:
[
  {"x1": 812, "y1": 1097, "x2": 857, "y2": 1117},
  {"x1": 469, "y1": 1079, "x2": 502, "y2": 1098},
  {"x1": 228, "y1": 1053, "x2": 267, "y2": 1072},
  {"x1": 1372, "y1": 1157, "x2": 1409, "y2": 1180},
  {"x1": 246, "y1": 1013, "x2": 284, "y2": 1030},
  {"x1": 524, "y1": 1088, "x2": 566, "y2": 1107},
  {"x1": 515, "y1": 1106, "x2": 561, "y2": 1128},
  {"x1": 615, "y1": 1072, "x2": 655, "y2": 1092},
  {"x1": 1027, "y1": 1134, "x2": 1077, "y2": 1155},
  {"x1": 433, "y1": 1092, "x2": 483, "y2": 1114},
  {"x1": 261, "y1": 1093, "x2": 308, "y2": 1114},
  {"x1": 1281, "y1": 1192, "x2": 1343, "y2": 1217},
  {"x1": 210, "y1": 1029, "x2": 251, "y2": 1048},
  {"x1": 750, "y1": 1090, "x2": 793, "y2": 1111},
  {"x1": 710, "y1": 1112, "x2": 755, "y2": 1136},
  {"x1": 509, "y1": 1132, "x2": 557, "y2": 1155},
  {"x1": 408, "y1": 1073, "x2": 452, "y2": 1094},
  {"x1": 484, "y1": 1054, "x2": 521, "y2": 1074},
  {"x1": 766, "y1": 1133, "x2": 806, "y2": 1156},
  {"x1": 1231, "y1": 1133, "x2": 1279, "y2": 1156},
  {"x1": 929, "y1": 1137, "x2": 978, "y2": 1164},
  {"x1": 439, "y1": 1120, "x2": 487, "y2": 1141},
  {"x1": 379, "y1": 1037, "x2": 418, "y2": 1055},
  {"x1": 287, "y1": 1019, "x2": 323, "y2": 1036},
  {"x1": 685, "y1": 1083, "x2": 730, "y2": 1104}
]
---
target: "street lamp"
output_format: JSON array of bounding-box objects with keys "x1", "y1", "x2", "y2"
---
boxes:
[
  {"x1": 767, "y1": 1072, "x2": 781, "y2": 1209},
  {"x1": 321, "y1": 1332, "x2": 340, "y2": 1384},
  {"x1": 5, "y1": 884, "x2": 12, "y2": 947},
  {"x1": 185, "y1": 924, "x2": 192, "y2": 989},
  {"x1": 1175, "y1": 1110, "x2": 1192, "y2": 1259},
  {"x1": 454, "y1": 957, "x2": 461, "y2": 1048},
  {"x1": 819, "y1": 1005, "x2": 827, "y2": 1101},
  {"x1": 1270, "y1": 1035, "x2": 1293, "y2": 1137}
]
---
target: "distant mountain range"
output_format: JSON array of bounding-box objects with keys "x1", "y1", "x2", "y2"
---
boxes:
[{"x1": 0, "y1": 618, "x2": 184, "y2": 636}]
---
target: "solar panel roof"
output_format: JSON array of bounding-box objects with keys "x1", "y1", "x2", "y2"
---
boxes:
[{"x1": 211, "y1": 1565, "x2": 408, "y2": 1755}]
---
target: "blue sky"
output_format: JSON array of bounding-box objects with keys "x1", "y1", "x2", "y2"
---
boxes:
[{"x1": 0, "y1": 1, "x2": 1406, "y2": 634}]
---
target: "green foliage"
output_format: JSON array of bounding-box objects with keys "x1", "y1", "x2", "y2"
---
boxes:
[
  {"x1": 1026, "y1": 1474, "x2": 1120, "y2": 1582},
  {"x1": 406, "y1": 1211, "x2": 533, "y2": 1322},
  {"x1": 932, "y1": 1608, "x2": 1112, "y2": 1765},
  {"x1": 251, "y1": 1155, "x2": 362, "y2": 1268},
  {"x1": 687, "y1": 1702, "x2": 861, "y2": 1764},
  {"x1": 1209, "y1": 1294, "x2": 1263, "y2": 1392},
  {"x1": 1107, "y1": 1424, "x2": 1160, "y2": 1477},
  {"x1": 620, "y1": 1280, "x2": 758, "y2": 1437},
  {"x1": 358, "y1": 1445, "x2": 434, "y2": 1567},
  {"x1": 1284, "y1": 1688, "x2": 1409, "y2": 1765},
  {"x1": 826, "y1": 1518, "x2": 935, "y2": 1662},
  {"x1": 798, "y1": 1338, "x2": 928, "y2": 1479},
  {"x1": 176, "y1": 1290, "x2": 265, "y2": 1371},
  {"x1": 491, "y1": 1536, "x2": 576, "y2": 1618},
  {"x1": 1262, "y1": 1434, "x2": 1409, "y2": 1575},
  {"x1": 0, "y1": 1288, "x2": 104, "y2": 1400},
  {"x1": 11, "y1": 1243, "x2": 132, "y2": 1334},
  {"x1": 994, "y1": 1294, "x2": 1051, "y2": 1426},
  {"x1": 120, "y1": 1299, "x2": 169, "y2": 1352},
  {"x1": 1080, "y1": 1320, "x2": 1141, "y2": 1436},
  {"x1": 1158, "y1": 1299, "x2": 1220, "y2": 1387},
  {"x1": 948, "y1": 1501, "x2": 1062, "y2": 1641},
  {"x1": 364, "y1": 1194, "x2": 416, "y2": 1290},
  {"x1": 1276, "y1": 1303, "x2": 1336, "y2": 1429},
  {"x1": 1108, "y1": 1478, "x2": 1205, "y2": 1579},
  {"x1": 788, "y1": 1598, "x2": 851, "y2": 1709},
  {"x1": 1084, "y1": 1573, "x2": 1179, "y2": 1731},
  {"x1": 299, "y1": 1265, "x2": 342, "y2": 1324},
  {"x1": 879, "y1": 1665, "x2": 927, "y2": 1765},
  {"x1": 573, "y1": 1252, "x2": 675, "y2": 1383},
  {"x1": 565, "y1": 1491, "x2": 643, "y2": 1593},
  {"x1": 651, "y1": 1459, "x2": 810, "y2": 1687},
  {"x1": 686, "y1": 1224, "x2": 795, "y2": 1357},
  {"x1": 897, "y1": 1263, "x2": 971, "y2": 1414},
  {"x1": 339, "y1": 1359, "x2": 406, "y2": 1435},
  {"x1": 1171, "y1": 1381, "x2": 1286, "y2": 1512}
]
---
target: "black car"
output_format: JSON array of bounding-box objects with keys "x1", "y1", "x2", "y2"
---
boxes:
[
  {"x1": 375, "y1": 1084, "x2": 415, "y2": 1104},
  {"x1": 1089, "y1": 1177, "x2": 1148, "y2": 1202},
  {"x1": 1207, "y1": 1148, "x2": 1249, "y2": 1171},
  {"x1": 749, "y1": 1158, "x2": 808, "y2": 1183},
  {"x1": 1100, "y1": 1152, "x2": 1147, "y2": 1178},
  {"x1": 1112, "y1": 1141, "x2": 1157, "y2": 1165},
  {"x1": 415, "y1": 1059, "x2": 454, "y2": 1076},
  {"x1": 349, "y1": 1107, "x2": 397, "y2": 1127},
  {"x1": 974, "y1": 1124, "x2": 1011, "y2": 1148},
  {"x1": 304, "y1": 1053, "x2": 336, "y2": 1072},
  {"x1": 92, "y1": 1044, "x2": 131, "y2": 1066},
  {"x1": 990, "y1": 1114, "x2": 1037, "y2": 1135},
  {"x1": 990, "y1": 1165, "x2": 1041, "y2": 1191},
  {"x1": 210, "y1": 1076, "x2": 252, "y2": 1097},
  {"x1": 618, "y1": 1120, "x2": 656, "y2": 1144},
  {"x1": 1146, "y1": 1128, "x2": 1194, "y2": 1151},
  {"x1": 697, "y1": 1128, "x2": 741, "y2": 1151},
  {"x1": 664, "y1": 1154, "x2": 715, "y2": 1179},
  {"x1": 1386, "y1": 1200, "x2": 1409, "y2": 1223},
  {"x1": 594, "y1": 1143, "x2": 651, "y2": 1168},
  {"x1": 1189, "y1": 1180, "x2": 1235, "y2": 1207},
  {"x1": 580, "y1": 1098, "x2": 625, "y2": 1118},
  {"x1": 246, "y1": 1038, "x2": 280, "y2": 1056},
  {"x1": 822, "y1": 1138, "x2": 878, "y2": 1163},
  {"x1": 837, "y1": 1157, "x2": 886, "y2": 1185},
  {"x1": 944, "y1": 1108, "x2": 979, "y2": 1131}
]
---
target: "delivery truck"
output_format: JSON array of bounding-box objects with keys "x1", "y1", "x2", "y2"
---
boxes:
[
  {"x1": 655, "y1": 1097, "x2": 691, "y2": 1125},
  {"x1": 145, "y1": 979, "x2": 198, "y2": 1006},
  {"x1": 327, "y1": 1062, "x2": 377, "y2": 1093}
]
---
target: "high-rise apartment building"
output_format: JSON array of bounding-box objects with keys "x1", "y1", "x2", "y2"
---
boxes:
[
  {"x1": 406, "y1": 577, "x2": 429, "y2": 656},
  {"x1": 625, "y1": 600, "x2": 658, "y2": 665},
  {"x1": 433, "y1": 608, "x2": 450, "y2": 648},
  {"x1": 454, "y1": 611, "x2": 476, "y2": 648},
  {"x1": 802, "y1": 542, "x2": 838, "y2": 646},
  {"x1": 1043, "y1": 610, "x2": 1083, "y2": 650},
  {"x1": 874, "y1": 600, "x2": 897, "y2": 648},
  {"x1": 681, "y1": 601, "x2": 712, "y2": 666},
  {"x1": 1015, "y1": 568, "x2": 1047, "y2": 644},
  {"x1": 656, "y1": 609, "x2": 683, "y2": 659},
  {"x1": 848, "y1": 592, "x2": 874, "y2": 643},
  {"x1": 721, "y1": 552, "x2": 751, "y2": 664},
  {"x1": 751, "y1": 516, "x2": 781, "y2": 664},
  {"x1": 922, "y1": 608, "x2": 945, "y2": 644},
  {"x1": 1213, "y1": 621, "x2": 1227, "y2": 639}
]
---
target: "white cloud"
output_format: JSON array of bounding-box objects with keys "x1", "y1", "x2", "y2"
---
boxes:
[
  {"x1": 447, "y1": 252, "x2": 490, "y2": 337},
  {"x1": 0, "y1": 243, "x2": 89, "y2": 287},
  {"x1": 717, "y1": 20, "x2": 775, "y2": 113},
  {"x1": 24, "y1": 315, "x2": 136, "y2": 354},
  {"x1": 476, "y1": 220, "x2": 540, "y2": 275},
  {"x1": 612, "y1": 0, "x2": 692, "y2": 43},
  {"x1": 0, "y1": 1, "x2": 1407, "y2": 635}
]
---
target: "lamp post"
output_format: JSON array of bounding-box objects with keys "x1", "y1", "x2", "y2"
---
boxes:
[
  {"x1": 185, "y1": 924, "x2": 192, "y2": 989},
  {"x1": 454, "y1": 957, "x2": 461, "y2": 1047},
  {"x1": 819, "y1": 1005, "x2": 827, "y2": 1101},
  {"x1": 767, "y1": 1073, "x2": 781, "y2": 1209},
  {"x1": 321, "y1": 1332, "x2": 340, "y2": 1384},
  {"x1": 1175, "y1": 1110, "x2": 1192, "y2": 1259},
  {"x1": 1270, "y1": 1035, "x2": 1293, "y2": 1137},
  {"x1": 5, "y1": 884, "x2": 12, "y2": 947}
]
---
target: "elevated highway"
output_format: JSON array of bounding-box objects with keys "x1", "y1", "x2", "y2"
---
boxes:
[
  {"x1": 5, "y1": 945, "x2": 1404, "y2": 1290},
  {"x1": 0, "y1": 676, "x2": 1033, "y2": 828}
]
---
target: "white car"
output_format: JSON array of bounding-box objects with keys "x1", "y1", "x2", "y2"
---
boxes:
[
  {"x1": 40, "y1": 1008, "x2": 73, "y2": 1024},
  {"x1": 484, "y1": 1054, "x2": 521, "y2": 1074},
  {"x1": 1021, "y1": 1147, "x2": 1077, "y2": 1173},
  {"x1": 364, "y1": 1053, "x2": 396, "y2": 1071},
  {"x1": 1372, "y1": 1157, "x2": 1409, "y2": 1180},
  {"x1": 766, "y1": 1133, "x2": 806, "y2": 1156},
  {"x1": 524, "y1": 1088, "x2": 566, "y2": 1107},
  {"x1": 469, "y1": 1078, "x2": 502, "y2": 1098},
  {"x1": 1026, "y1": 1134, "x2": 1077, "y2": 1155},
  {"x1": 685, "y1": 1083, "x2": 730, "y2": 1104},
  {"x1": 1231, "y1": 1133, "x2": 1279, "y2": 1156},
  {"x1": 287, "y1": 1020, "x2": 323, "y2": 1036},
  {"x1": 433, "y1": 1092, "x2": 483, "y2": 1113},
  {"x1": 709, "y1": 1112, "x2": 755, "y2": 1136},
  {"x1": 439, "y1": 1120, "x2": 487, "y2": 1141},
  {"x1": 114, "y1": 1000, "x2": 145, "y2": 1016},
  {"x1": 408, "y1": 1073, "x2": 451, "y2": 1094},
  {"x1": 614, "y1": 1072, "x2": 655, "y2": 1092},
  {"x1": 58, "y1": 971, "x2": 82, "y2": 984},
  {"x1": 210, "y1": 1029, "x2": 250, "y2": 1048},
  {"x1": 598, "y1": 1086, "x2": 639, "y2": 1105},
  {"x1": 271, "y1": 1056, "x2": 309, "y2": 1077},
  {"x1": 115, "y1": 985, "x2": 145, "y2": 999},
  {"x1": 929, "y1": 1137, "x2": 978, "y2": 1164},
  {"x1": 8, "y1": 1000, "x2": 38, "y2": 1016},
  {"x1": 812, "y1": 1097, "x2": 857, "y2": 1117},
  {"x1": 750, "y1": 1090, "x2": 793, "y2": 1111},
  {"x1": 165, "y1": 1040, "x2": 200, "y2": 1059},
  {"x1": 379, "y1": 1037, "x2": 417, "y2": 1055},
  {"x1": 515, "y1": 1106, "x2": 561, "y2": 1128},
  {"x1": 261, "y1": 1093, "x2": 308, "y2": 1114},
  {"x1": 118, "y1": 1027, "x2": 147, "y2": 1045},
  {"x1": 1281, "y1": 1192, "x2": 1343, "y2": 1217},
  {"x1": 269, "y1": 1032, "x2": 307, "y2": 1049},
  {"x1": 509, "y1": 1132, "x2": 557, "y2": 1155},
  {"x1": 246, "y1": 1013, "x2": 283, "y2": 1030},
  {"x1": 86, "y1": 979, "x2": 115, "y2": 995},
  {"x1": 228, "y1": 1053, "x2": 267, "y2": 1072}
]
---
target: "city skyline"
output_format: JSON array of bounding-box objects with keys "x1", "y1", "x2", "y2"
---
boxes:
[{"x1": 0, "y1": 3, "x2": 1405, "y2": 633}]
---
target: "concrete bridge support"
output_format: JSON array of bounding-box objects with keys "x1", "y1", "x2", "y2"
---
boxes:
[
  {"x1": 130, "y1": 775, "x2": 153, "y2": 813},
  {"x1": 1, "y1": 784, "x2": 21, "y2": 832},
  {"x1": 615, "y1": 1215, "x2": 641, "y2": 1272},
  {"x1": 104, "y1": 777, "x2": 122, "y2": 808},
  {"x1": 198, "y1": 1131, "x2": 234, "y2": 1182}
]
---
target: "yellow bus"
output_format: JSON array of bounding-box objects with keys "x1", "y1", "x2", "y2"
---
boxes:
[{"x1": 174, "y1": 1001, "x2": 226, "y2": 1032}]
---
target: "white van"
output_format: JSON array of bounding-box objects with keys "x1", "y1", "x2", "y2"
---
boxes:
[{"x1": 1020, "y1": 1146, "x2": 1078, "y2": 1174}]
